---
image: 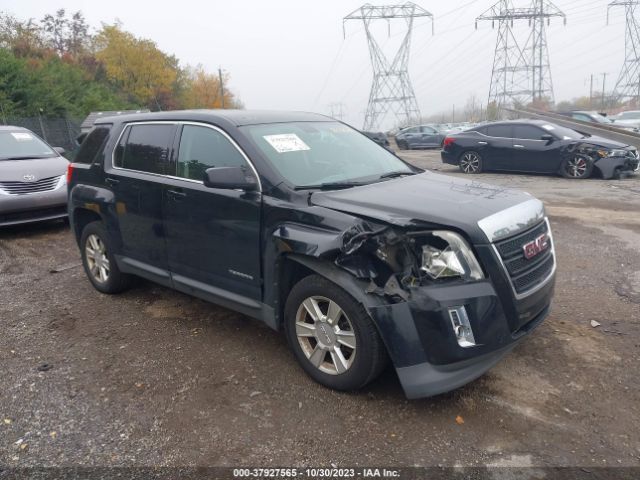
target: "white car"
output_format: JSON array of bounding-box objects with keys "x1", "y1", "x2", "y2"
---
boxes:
[{"x1": 611, "y1": 110, "x2": 640, "y2": 129}]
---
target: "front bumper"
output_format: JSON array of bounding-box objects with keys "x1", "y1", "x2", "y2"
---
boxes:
[
  {"x1": 367, "y1": 267, "x2": 554, "y2": 399},
  {"x1": 0, "y1": 186, "x2": 68, "y2": 226},
  {"x1": 594, "y1": 155, "x2": 640, "y2": 179}
]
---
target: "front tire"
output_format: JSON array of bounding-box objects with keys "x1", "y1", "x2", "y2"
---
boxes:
[
  {"x1": 284, "y1": 275, "x2": 388, "y2": 391},
  {"x1": 80, "y1": 221, "x2": 131, "y2": 294},
  {"x1": 561, "y1": 154, "x2": 593, "y2": 179},
  {"x1": 459, "y1": 150, "x2": 483, "y2": 174}
]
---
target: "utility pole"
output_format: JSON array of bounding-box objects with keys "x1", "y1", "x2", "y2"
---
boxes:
[
  {"x1": 602, "y1": 72, "x2": 608, "y2": 109},
  {"x1": 590, "y1": 74, "x2": 594, "y2": 108},
  {"x1": 476, "y1": 0, "x2": 566, "y2": 116},
  {"x1": 608, "y1": 1, "x2": 640, "y2": 106},
  {"x1": 344, "y1": 3, "x2": 433, "y2": 130},
  {"x1": 218, "y1": 67, "x2": 225, "y2": 109}
]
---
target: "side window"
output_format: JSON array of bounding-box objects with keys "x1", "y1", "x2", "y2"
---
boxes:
[
  {"x1": 176, "y1": 125, "x2": 247, "y2": 181},
  {"x1": 572, "y1": 113, "x2": 591, "y2": 122},
  {"x1": 74, "y1": 125, "x2": 111, "y2": 164},
  {"x1": 114, "y1": 124, "x2": 174, "y2": 175},
  {"x1": 474, "y1": 126, "x2": 488, "y2": 135},
  {"x1": 486, "y1": 124, "x2": 513, "y2": 138},
  {"x1": 513, "y1": 125, "x2": 545, "y2": 140},
  {"x1": 421, "y1": 126, "x2": 436, "y2": 134}
]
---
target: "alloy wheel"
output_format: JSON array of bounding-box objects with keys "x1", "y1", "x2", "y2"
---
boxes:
[
  {"x1": 85, "y1": 234, "x2": 110, "y2": 283},
  {"x1": 460, "y1": 152, "x2": 480, "y2": 173},
  {"x1": 565, "y1": 156, "x2": 588, "y2": 178},
  {"x1": 295, "y1": 296, "x2": 356, "y2": 375}
]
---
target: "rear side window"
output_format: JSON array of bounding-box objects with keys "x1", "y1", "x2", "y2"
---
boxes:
[
  {"x1": 513, "y1": 125, "x2": 545, "y2": 140},
  {"x1": 176, "y1": 125, "x2": 247, "y2": 181},
  {"x1": 114, "y1": 124, "x2": 174, "y2": 175},
  {"x1": 74, "y1": 125, "x2": 111, "y2": 164},
  {"x1": 486, "y1": 125, "x2": 513, "y2": 138}
]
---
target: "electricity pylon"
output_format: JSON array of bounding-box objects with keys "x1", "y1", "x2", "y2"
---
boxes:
[
  {"x1": 477, "y1": 0, "x2": 565, "y2": 116},
  {"x1": 344, "y1": 3, "x2": 433, "y2": 130},
  {"x1": 609, "y1": 1, "x2": 640, "y2": 105}
]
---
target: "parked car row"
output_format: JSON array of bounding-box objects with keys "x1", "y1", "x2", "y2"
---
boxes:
[{"x1": 441, "y1": 120, "x2": 639, "y2": 179}]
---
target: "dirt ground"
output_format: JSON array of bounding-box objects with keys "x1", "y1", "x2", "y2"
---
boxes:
[{"x1": 1, "y1": 149, "x2": 639, "y2": 472}]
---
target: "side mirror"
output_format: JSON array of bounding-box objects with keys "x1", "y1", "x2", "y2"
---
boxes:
[
  {"x1": 53, "y1": 146, "x2": 66, "y2": 155},
  {"x1": 540, "y1": 134, "x2": 554, "y2": 143},
  {"x1": 203, "y1": 166, "x2": 258, "y2": 191}
]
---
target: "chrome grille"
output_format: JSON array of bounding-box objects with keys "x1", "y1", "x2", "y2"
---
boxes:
[
  {"x1": 494, "y1": 219, "x2": 555, "y2": 296},
  {"x1": 0, "y1": 176, "x2": 61, "y2": 195}
]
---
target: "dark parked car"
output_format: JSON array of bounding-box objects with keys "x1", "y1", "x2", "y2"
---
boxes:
[
  {"x1": 395, "y1": 125, "x2": 445, "y2": 149},
  {"x1": 441, "y1": 120, "x2": 639, "y2": 179},
  {"x1": 0, "y1": 126, "x2": 69, "y2": 226},
  {"x1": 67, "y1": 110, "x2": 555, "y2": 399},
  {"x1": 361, "y1": 131, "x2": 392, "y2": 151}
]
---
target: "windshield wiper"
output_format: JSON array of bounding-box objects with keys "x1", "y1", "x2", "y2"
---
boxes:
[
  {"x1": 378, "y1": 170, "x2": 418, "y2": 179},
  {"x1": 294, "y1": 181, "x2": 370, "y2": 191}
]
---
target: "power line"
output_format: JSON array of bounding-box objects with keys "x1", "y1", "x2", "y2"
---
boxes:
[
  {"x1": 477, "y1": 0, "x2": 566, "y2": 116},
  {"x1": 608, "y1": 0, "x2": 640, "y2": 104},
  {"x1": 344, "y1": 3, "x2": 433, "y2": 130}
]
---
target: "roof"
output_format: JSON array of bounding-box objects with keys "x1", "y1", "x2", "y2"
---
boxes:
[
  {"x1": 0, "y1": 126, "x2": 30, "y2": 132},
  {"x1": 80, "y1": 110, "x2": 150, "y2": 131},
  {"x1": 94, "y1": 109, "x2": 333, "y2": 127}
]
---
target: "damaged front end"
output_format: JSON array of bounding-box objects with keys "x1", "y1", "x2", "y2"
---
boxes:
[{"x1": 336, "y1": 223, "x2": 484, "y2": 304}]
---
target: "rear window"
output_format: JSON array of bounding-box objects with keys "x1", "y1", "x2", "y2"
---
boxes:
[
  {"x1": 114, "y1": 124, "x2": 175, "y2": 175},
  {"x1": 74, "y1": 125, "x2": 112, "y2": 164}
]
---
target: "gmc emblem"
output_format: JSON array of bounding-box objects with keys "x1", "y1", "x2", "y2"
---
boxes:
[{"x1": 523, "y1": 233, "x2": 550, "y2": 260}]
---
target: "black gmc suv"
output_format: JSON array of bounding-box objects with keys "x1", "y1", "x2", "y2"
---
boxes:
[{"x1": 67, "y1": 110, "x2": 556, "y2": 399}]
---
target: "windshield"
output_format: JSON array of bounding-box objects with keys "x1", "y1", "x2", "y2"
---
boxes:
[
  {"x1": 540, "y1": 123, "x2": 585, "y2": 140},
  {"x1": 591, "y1": 113, "x2": 612, "y2": 124},
  {"x1": 241, "y1": 121, "x2": 414, "y2": 187},
  {"x1": 0, "y1": 131, "x2": 56, "y2": 160}
]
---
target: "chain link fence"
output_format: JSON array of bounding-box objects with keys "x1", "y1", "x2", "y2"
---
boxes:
[{"x1": 2, "y1": 116, "x2": 83, "y2": 152}]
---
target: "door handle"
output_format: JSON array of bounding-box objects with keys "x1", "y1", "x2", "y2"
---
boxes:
[
  {"x1": 105, "y1": 177, "x2": 119, "y2": 186},
  {"x1": 514, "y1": 144, "x2": 525, "y2": 148},
  {"x1": 477, "y1": 141, "x2": 488, "y2": 145},
  {"x1": 167, "y1": 189, "x2": 186, "y2": 200}
]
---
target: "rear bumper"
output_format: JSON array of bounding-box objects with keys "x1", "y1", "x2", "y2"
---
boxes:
[
  {"x1": 0, "y1": 188, "x2": 68, "y2": 226},
  {"x1": 441, "y1": 150, "x2": 457, "y2": 165}
]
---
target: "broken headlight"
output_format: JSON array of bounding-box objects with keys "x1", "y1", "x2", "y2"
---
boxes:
[
  {"x1": 597, "y1": 149, "x2": 627, "y2": 158},
  {"x1": 420, "y1": 231, "x2": 484, "y2": 281}
]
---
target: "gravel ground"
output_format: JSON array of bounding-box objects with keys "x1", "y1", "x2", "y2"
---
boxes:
[{"x1": 1, "y1": 149, "x2": 639, "y2": 472}]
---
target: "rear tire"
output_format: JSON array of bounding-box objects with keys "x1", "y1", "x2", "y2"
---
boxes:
[
  {"x1": 80, "y1": 221, "x2": 131, "y2": 294},
  {"x1": 561, "y1": 154, "x2": 593, "y2": 179},
  {"x1": 459, "y1": 150, "x2": 483, "y2": 174},
  {"x1": 284, "y1": 275, "x2": 388, "y2": 391}
]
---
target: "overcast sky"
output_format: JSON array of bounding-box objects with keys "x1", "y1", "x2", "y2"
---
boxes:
[{"x1": 5, "y1": 0, "x2": 627, "y2": 129}]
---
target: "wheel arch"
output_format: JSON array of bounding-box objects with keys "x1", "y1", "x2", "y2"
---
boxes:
[
  {"x1": 275, "y1": 253, "x2": 388, "y2": 330},
  {"x1": 70, "y1": 207, "x2": 104, "y2": 246}
]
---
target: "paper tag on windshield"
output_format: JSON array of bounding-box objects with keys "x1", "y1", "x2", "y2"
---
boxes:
[
  {"x1": 541, "y1": 124, "x2": 555, "y2": 131},
  {"x1": 263, "y1": 134, "x2": 310, "y2": 153},
  {"x1": 11, "y1": 132, "x2": 33, "y2": 141}
]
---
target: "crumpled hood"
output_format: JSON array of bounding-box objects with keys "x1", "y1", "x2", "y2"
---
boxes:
[
  {"x1": 579, "y1": 135, "x2": 630, "y2": 150},
  {"x1": 0, "y1": 156, "x2": 68, "y2": 182},
  {"x1": 310, "y1": 172, "x2": 543, "y2": 244}
]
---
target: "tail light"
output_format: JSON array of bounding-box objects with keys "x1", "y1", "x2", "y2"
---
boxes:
[
  {"x1": 443, "y1": 137, "x2": 455, "y2": 149},
  {"x1": 66, "y1": 163, "x2": 74, "y2": 185}
]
